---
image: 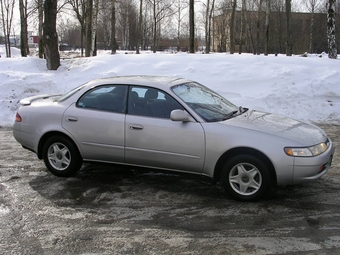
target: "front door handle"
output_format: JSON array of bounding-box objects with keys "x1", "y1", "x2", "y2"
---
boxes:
[{"x1": 129, "y1": 124, "x2": 143, "y2": 130}]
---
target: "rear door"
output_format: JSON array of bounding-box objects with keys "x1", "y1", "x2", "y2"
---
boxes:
[{"x1": 62, "y1": 85, "x2": 127, "y2": 163}]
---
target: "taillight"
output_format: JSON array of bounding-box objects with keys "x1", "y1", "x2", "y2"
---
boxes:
[{"x1": 15, "y1": 113, "x2": 22, "y2": 122}]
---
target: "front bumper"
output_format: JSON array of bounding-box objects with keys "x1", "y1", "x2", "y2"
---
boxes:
[{"x1": 293, "y1": 140, "x2": 335, "y2": 184}]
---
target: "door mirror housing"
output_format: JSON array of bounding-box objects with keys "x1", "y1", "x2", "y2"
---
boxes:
[{"x1": 170, "y1": 110, "x2": 193, "y2": 122}]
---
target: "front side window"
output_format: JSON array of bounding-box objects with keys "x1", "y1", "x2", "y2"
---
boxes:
[
  {"x1": 172, "y1": 82, "x2": 239, "y2": 122},
  {"x1": 128, "y1": 86, "x2": 183, "y2": 119},
  {"x1": 77, "y1": 85, "x2": 127, "y2": 113}
]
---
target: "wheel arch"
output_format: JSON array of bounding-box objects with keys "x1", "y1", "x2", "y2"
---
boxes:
[
  {"x1": 37, "y1": 131, "x2": 80, "y2": 159},
  {"x1": 213, "y1": 147, "x2": 277, "y2": 185}
]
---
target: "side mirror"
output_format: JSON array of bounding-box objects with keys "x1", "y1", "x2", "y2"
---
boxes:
[{"x1": 170, "y1": 109, "x2": 193, "y2": 122}]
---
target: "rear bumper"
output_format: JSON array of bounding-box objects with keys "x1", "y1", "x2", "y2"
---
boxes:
[{"x1": 13, "y1": 122, "x2": 38, "y2": 154}]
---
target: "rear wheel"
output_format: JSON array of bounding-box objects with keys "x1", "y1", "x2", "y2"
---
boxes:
[
  {"x1": 221, "y1": 154, "x2": 272, "y2": 201},
  {"x1": 42, "y1": 136, "x2": 82, "y2": 177}
]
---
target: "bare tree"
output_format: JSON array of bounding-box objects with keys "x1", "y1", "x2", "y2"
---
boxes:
[
  {"x1": 90, "y1": 0, "x2": 99, "y2": 56},
  {"x1": 148, "y1": 0, "x2": 173, "y2": 53},
  {"x1": 212, "y1": 1, "x2": 229, "y2": 53},
  {"x1": 19, "y1": 0, "x2": 29, "y2": 57},
  {"x1": 189, "y1": 0, "x2": 194, "y2": 53},
  {"x1": 68, "y1": 0, "x2": 86, "y2": 56},
  {"x1": 255, "y1": 0, "x2": 263, "y2": 55},
  {"x1": 242, "y1": 0, "x2": 255, "y2": 53},
  {"x1": 111, "y1": 0, "x2": 116, "y2": 54},
  {"x1": 285, "y1": 0, "x2": 292, "y2": 56},
  {"x1": 327, "y1": 0, "x2": 337, "y2": 59},
  {"x1": 303, "y1": 0, "x2": 321, "y2": 53},
  {"x1": 85, "y1": 0, "x2": 93, "y2": 57},
  {"x1": 238, "y1": 1, "x2": 244, "y2": 54},
  {"x1": 117, "y1": 0, "x2": 138, "y2": 50},
  {"x1": 230, "y1": 0, "x2": 237, "y2": 54},
  {"x1": 205, "y1": 0, "x2": 215, "y2": 53},
  {"x1": 0, "y1": 0, "x2": 15, "y2": 57},
  {"x1": 174, "y1": 0, "x2": 188, "y2": 52},
  {"x1": 43, "y1": 0, "x2": 60, "y2": 70},
  {"x1": 264, "y1": 0, "x2": 270, "y2": 56},
  {"x1": 136, "y1": 0, "x2": 142, "y2": 54},
  {"x1": 38, "y1": 0, "x2": 44, "y2": 58}
]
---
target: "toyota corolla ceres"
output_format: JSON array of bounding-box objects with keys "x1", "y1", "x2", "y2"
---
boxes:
[{"x1": 13, "y1": 76, "x2": 335, "y2": 201}]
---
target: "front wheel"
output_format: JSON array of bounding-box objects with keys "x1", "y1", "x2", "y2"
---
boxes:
[
  {"x1": 221, "y1": 154, "x2": 272, "y2": 201},
  {"x1": 42, "y1": 136, "x2": 83, "y2": 177}
]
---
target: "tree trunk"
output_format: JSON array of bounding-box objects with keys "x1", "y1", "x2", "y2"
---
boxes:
[
  {"x1": 152, "y1": 1, "x2": 157, "y2": 53},
  {"x1": 91, "y1": 0, "x2": 99, "y2": 56},
  {"x1": 205, "y1": 0, "x2": 210, "y2": 53},
  {"x1": 239, "y1": 3, "x2": 244, "y2": 54},
  {"x1": 285, "y1": 0, "x2": 292, "y2": 56},
  {"x1": 19, "y1": 0, "x2": 29, "y2": 57},
  {"x1": 177, "y1": 1, "x2": 181, "y2": 52},
  {"x1": 85, "y1": 0, "x2": 93, "y2": 57},
  {"x1": 189, "y1": 0, "x2": 194, "y2": 53},
  {"x1": 256, "y1": 0, "x2": 263, "y2": 55},
  {"x1": 43, "y1": 0, "x2": 60, "y2": 70},
  {"x1": 110, "y1": 0, "x2": 116, "y2": 54},
  {"x1": 327, "y1": 0, "x2": 337, "y2": 59},
  {"x1": 229, "y1": 0, "x2": 237, "y2": 54},
  {"x1": 38, "y1": 0, "x2": 44, "y2": 58},
  {"x1": 136, "y1": 0, "x2": 142, "y2": 54},
  {"x1": 309, "y1": 5, "x2": 314, "y2": 53},
  {"x1": 264, "y1": 0, "x2": 270, "y2": 56}
]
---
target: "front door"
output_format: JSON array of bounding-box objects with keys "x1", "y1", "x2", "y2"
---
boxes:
[{"x1": 125, "y1": 86, "x2": 205, "y2": 173}]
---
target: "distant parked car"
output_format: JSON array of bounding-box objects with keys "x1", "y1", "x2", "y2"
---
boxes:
[{"x1": 13, "y1": 76, "x2": 335, "y2": 201}]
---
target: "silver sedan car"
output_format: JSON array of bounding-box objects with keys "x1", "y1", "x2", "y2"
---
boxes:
[{"x1": 13, "y1": 76, "x2": 335, "y2": 201}]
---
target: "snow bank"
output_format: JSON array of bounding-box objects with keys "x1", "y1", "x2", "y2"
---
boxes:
[{"x1": 0, "y1": 48, "x2": 339, "y2": 127}]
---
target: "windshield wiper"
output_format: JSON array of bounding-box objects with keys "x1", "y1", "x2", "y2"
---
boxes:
[{"x1": 221, "y1": 110, "x2": 238, "y2": 121}]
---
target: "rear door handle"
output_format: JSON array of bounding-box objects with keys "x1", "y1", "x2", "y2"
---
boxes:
[
  {"x1": 129, "y1": 124, "x2": 143, "y2": 130},
  {"x1": 66, "y1": 116, "x2": 78, "y2": 122}
]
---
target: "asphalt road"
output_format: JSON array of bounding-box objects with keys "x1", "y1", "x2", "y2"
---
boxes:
[{"x1": 0, "y1": 125, "x2": 339, "y2": 255}]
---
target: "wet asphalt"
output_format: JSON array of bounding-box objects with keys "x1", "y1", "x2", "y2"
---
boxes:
[{"x1": 0, "y1": 124, "x2": 340, "y2": 255}]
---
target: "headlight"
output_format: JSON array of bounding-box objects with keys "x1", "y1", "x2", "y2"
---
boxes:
[{"x1": 284, "y1": 143, "x2": 328, "y2": 157}]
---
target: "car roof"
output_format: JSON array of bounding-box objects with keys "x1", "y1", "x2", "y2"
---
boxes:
[{"x1": 85, "y1": 75, "x2": 192, "y2": 90}]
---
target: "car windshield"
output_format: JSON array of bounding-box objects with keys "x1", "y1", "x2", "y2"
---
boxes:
[{"x1": 172, "y1": 82, "x2": 240, "y2": 122}]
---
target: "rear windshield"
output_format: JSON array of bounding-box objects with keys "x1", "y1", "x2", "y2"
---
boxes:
[{"x1": 57, "y1": 84, "x2": 87, "y2": 102}]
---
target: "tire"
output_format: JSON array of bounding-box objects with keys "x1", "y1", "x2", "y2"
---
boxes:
[
  {"x1": 221, "y1": 154, "x2": 271, "y2": 201},
  {"x1": 42, "y1": 136, "x2": 83, "y2": 177}
]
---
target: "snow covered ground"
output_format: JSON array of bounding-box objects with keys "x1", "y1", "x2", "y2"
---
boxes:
[{"x1": 0, "y1": 46, "x2": 339, "y2": 127}]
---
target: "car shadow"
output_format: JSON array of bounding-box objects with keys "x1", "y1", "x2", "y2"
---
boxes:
[
  {"x1": 29, "y1": 163, "x2": 337, "y2": 212},
  {"x1": 29, "y1": 163, "x2": 229, "y2": 208}
]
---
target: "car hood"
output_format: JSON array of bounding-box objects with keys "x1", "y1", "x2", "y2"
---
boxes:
[{"x1": 224, "y1": 110, "x2": 328, "y2": 145}]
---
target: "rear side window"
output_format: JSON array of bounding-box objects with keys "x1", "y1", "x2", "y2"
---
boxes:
[{"x1": 77, "y1": 85, "x2": 128, "y2": 113}]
